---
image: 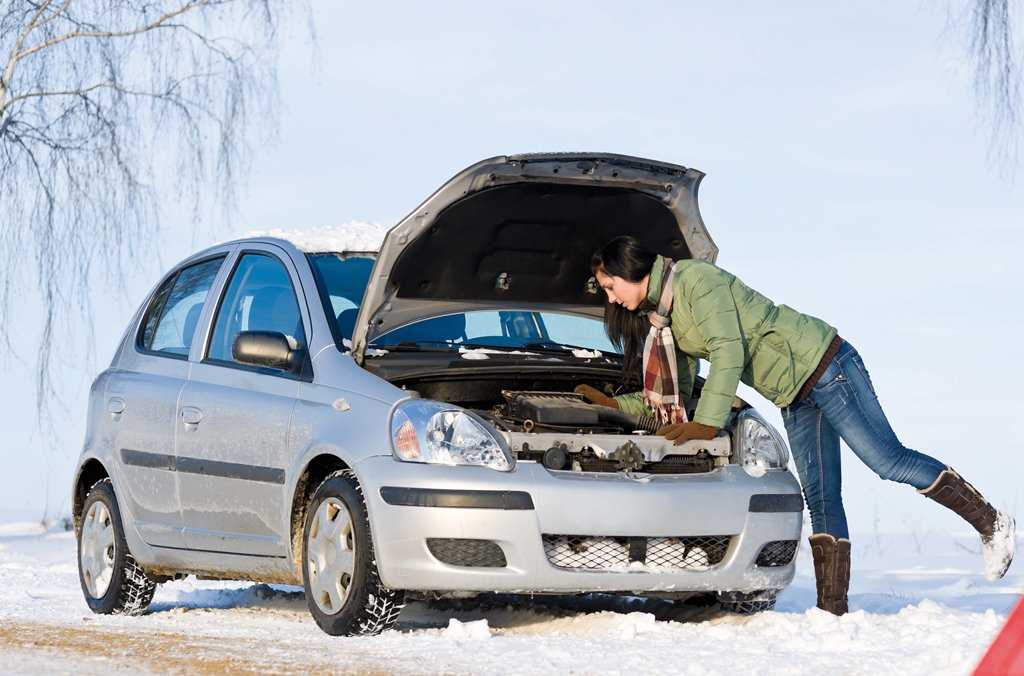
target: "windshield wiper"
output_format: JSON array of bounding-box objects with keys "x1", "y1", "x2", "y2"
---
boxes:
[
  {"x1": 370, "y1": 340, "x2": 620, "y2": 358},
  {"x1": 369, "y1": 340, "x2": 461, "y2": 353},
  {"x1": 523, "y1": 341, "x2": 611, "y2": 355}
]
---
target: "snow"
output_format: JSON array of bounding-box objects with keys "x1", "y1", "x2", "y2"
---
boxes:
[
  {"x1": 983, "y1": 512, "x2": 1016, "y2": 581},
  {"x1": 458, "y1": 346, "x2": 542, "y2": 360},
  {"x1": 245, "y1": 221, "x2": 390, "y2": 253},
  {"x1": 458, "y1": 346, "x2": 602, "y2": 361},
  {"x1": 441, "y1": 618, "x2": 492, "y2": 640},
  {"x1": 0, "y1": 521, "x2": 1019, "y2": 674},
  {"x1": 341, "y1": 337, "x2": 388, "y2": 356}
]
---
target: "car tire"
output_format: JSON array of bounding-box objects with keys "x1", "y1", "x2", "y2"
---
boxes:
[
  {"x1": 302, "y1": 469, "x2": 405, "y2": 636},
  {"x1": 77, "y1": 478, "x2": 158, "y2": 615},
  {"x1": 717, "y1": 589, "x2": 778, "y2": 614}
]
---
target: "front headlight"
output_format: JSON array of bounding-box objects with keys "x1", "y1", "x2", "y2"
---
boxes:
[
  {"x1": 735, "y1": 410, "x2": 790, "y2": 477},
  {"x1": 390, "y1": 399, "x2": 514, "y2": 472}
]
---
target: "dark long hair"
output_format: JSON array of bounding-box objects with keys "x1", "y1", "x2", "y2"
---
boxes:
[{"x1": 591, "y1": 236, "x2": 657, "y2": 377}]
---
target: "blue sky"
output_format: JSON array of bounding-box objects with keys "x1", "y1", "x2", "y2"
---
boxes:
[{"x1": 2, "y1": 2, "x2": 1022, "y2": 535}]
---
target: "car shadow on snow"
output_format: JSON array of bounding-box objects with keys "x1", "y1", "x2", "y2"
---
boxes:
[
  {"x1": 402, "y1": 592, "x2": 728, "y2": 630},
  {"x1": 147, "y1": 583, "x2": 732, "y2": 627},
  {"x1": 147, "y1": 575, "x2": 1021, "y2": 624},
  {"x1": 148, "y1": 583, "x2": 308, "y2": 614}
]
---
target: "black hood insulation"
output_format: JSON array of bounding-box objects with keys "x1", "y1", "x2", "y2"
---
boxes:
[{"x1": 387, "y1": 183, "x2": 690, "y2": 307}]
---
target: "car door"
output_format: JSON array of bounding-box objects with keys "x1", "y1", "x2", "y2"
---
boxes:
[
  {"x1": 176, "y1": 245, "x2": 308, "y2": 557},
  {"x1": 108, "y1": 254, "x2": 228, "y2": 548}
]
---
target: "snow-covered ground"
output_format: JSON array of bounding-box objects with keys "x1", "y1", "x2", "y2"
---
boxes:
[{"x1": 0, "y1": 518, "x2": 1018, "y2": 675}]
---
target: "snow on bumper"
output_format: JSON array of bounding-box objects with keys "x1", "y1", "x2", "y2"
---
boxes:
[{"x1": 357, "y1": 456, "x2": 803, "y2": 594}]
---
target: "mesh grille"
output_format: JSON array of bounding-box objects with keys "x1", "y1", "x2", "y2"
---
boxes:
[
  {"x1": 426, "y1": 538, "x2": 507, "y2": 568},
  {"x1": 755, "y1": 540, "x2": 798, "y2": 567},
  {"x1": 647, "y1": 536, "x2": 730, "y2": 569},
  {"x1": 542, "y1": 536, "x2": 630, "y2": 570},
  {"x1": 542, "y1": 535, "x2": 731, "y2": 571}
]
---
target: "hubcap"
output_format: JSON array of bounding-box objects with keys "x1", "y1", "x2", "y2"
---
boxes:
[
  {"x1": 80, "y1": 501, "x2": 116, "y2": 598},
  {"x1": 307, "y1": 497, "x2": 356, "y2": 615}
]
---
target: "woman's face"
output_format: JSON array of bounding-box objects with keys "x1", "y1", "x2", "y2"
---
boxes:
[{"x1": 595, "y1": 268, "x2": 648, "y2": 311}]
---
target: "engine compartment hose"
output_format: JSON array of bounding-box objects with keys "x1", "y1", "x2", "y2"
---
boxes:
[
  {"x1": 592, "y1": 406, "x2": 660, "y2": 434},
  {"x1": 634, "y1": 414, "x2": 660, "y2": 434}
]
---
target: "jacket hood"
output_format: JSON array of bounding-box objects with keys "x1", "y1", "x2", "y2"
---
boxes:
[{"x1": 351, "y1": 153, "x2": 717, "y2": 363}]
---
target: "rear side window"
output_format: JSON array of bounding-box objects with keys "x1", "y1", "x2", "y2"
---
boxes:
[
  {"x1": 138, "y1": 257, "x2": 226, "y2": 358},
  {"x1": 206, "y1": 253, "x2": 307, "y2": 367}
]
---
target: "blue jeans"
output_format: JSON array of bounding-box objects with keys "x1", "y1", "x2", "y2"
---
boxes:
[{"x1": 780, "y1": 340, "x2": 947, "y2": 539}]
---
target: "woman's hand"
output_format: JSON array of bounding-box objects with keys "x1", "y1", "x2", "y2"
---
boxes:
[
  {"x1": 574, "y1": 384, "x2": 619, "y2": 409},
  {"x1": 656, "y1": 422, "x2": 718, "y2": 445}
]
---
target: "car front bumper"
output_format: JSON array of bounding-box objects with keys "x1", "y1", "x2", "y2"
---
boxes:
[{"x1": 356, "y1": 456, "x2": 804, "y2": 594}]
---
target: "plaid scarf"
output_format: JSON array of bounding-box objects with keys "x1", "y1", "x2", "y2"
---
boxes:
[{"x1": 642, "y1": 260, "x2": 688, "y2": 426}]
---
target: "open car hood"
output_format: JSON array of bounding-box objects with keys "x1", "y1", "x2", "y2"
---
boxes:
[{"x1": 351, "y1": 153, "x2": 717, "y2": 363}]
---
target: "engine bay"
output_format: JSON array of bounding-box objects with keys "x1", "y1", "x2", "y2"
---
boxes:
[
  {"x1": 485, "y1": 390, "x2": 659, "y2": 434},
  {"x1": 375, "y1": 365, "x2": 735, "y2": 474},
  {"x1": 443, "y1": 385, "x2": 728, "y2": 474}
]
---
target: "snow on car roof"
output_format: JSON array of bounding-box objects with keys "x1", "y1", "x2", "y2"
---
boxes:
[{"x1": 245, "y1": 221, "x2": 389, "y2": 253}]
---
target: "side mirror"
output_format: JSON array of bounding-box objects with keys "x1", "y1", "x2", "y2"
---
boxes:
[{"x1": 232, "y1": 331, "x2": 304, "y2": 372}]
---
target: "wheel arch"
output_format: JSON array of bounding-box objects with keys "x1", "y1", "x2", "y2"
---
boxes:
[
  {"x1": 73, "y1": 458, "x2": 111, "y2": 534},
  {"x1": 289, "y1": 452, "x2": 353, "y2": 576}
]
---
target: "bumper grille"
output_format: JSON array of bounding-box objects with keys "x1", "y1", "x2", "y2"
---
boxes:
[
  {"x1": 646, "y1": 536, "x2": 731, "y2": 568},
  {"x1": 573, "y1": 455, "x2": 717, "y2": 474},
  {"x1": 542, "y1": 535, "x2": 732, "y2": 571},
  {"x1": 755, "y1": 540, "x2": 798, "y2": 567},
  {"x1": 426, "y1": 538, "x2": 507, "y2": 568}
]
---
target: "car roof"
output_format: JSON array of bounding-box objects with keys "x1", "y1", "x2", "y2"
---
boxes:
[{"x1": 240, "y1": 222, "x2": 388, "y2": 254}]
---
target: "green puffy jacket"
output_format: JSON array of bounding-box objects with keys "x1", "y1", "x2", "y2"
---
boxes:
[{"x1": 614, "y1": 255, "x2": 837, "y2": 428}]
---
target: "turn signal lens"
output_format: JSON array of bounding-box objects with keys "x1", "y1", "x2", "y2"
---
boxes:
[{"x1": 393, "y1": 419, "x2": 420, "y2": 460}]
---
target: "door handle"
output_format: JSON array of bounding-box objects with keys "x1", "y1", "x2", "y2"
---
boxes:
[
  {"x1": 181, "y1": 406, "x2": 204, "y2": 426},
  {"x1": 108, "y1": 397, "x2": 126, "y2": 419}
]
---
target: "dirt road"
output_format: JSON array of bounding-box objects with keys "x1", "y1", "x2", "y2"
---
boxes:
[{"x1": 0, "y1": 618, "x2": 395, "y2": 675}]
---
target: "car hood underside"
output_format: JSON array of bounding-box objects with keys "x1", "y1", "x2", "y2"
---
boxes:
[{"x1": 352, "y1": 153, "x2": 717, "y2": 363}]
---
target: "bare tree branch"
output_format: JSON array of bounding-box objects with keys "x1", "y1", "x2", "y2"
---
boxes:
[
  {"x1": 14, "y1": 1, "x2": 205, "y2": 62},
  {"x1": 966, "y1": 0, "x2": 1022, "y2": 169},
  {"x1": 0, "y1": 0, "x2": 301, "y2": 417}
]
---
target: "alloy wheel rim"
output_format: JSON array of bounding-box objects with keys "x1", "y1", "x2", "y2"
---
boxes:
[
  {"x1": 80, "y1": 501, "x2": 116, "y2": 598},
  {"x1": 307, "y1": 497, "x2": 356, "y2": 615}
]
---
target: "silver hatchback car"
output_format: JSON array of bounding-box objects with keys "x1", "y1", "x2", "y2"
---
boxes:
[{"x1": 73, "y1": 153, "x2": 804, "y2": 635}]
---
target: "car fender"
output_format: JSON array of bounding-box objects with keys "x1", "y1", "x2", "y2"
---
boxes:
[{"x1": 283, "y1": 386, "x2": 415, "y2": 551}]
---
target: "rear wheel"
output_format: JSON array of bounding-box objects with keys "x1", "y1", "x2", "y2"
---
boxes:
[
  {"x1": 717, "y1": 589, "x2": 778, "y2": 614},
  {"x1": 302, "y1": 470, "x2": 405, "y2": 635},
  {"x1": 77, "y1": 478, "x2": 158, "y2": 615}
]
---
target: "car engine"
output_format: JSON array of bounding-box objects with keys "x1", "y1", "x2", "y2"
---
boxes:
[
  {"x1": 482, "y1": 390, "x2": 659, "y2": 435},
  {"x1": 475, "y1": 390, "x2": 725, "y2": 474}
]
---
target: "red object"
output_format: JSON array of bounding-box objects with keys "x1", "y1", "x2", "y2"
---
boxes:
[{"x1": 975, "y1": 597, "x2": 1024, "y2": 675}]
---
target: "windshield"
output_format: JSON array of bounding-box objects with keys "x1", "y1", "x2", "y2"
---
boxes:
[
  {"x1": 308, "y1": 253, "x2": 618, "y2": 355},
  {"x1": 370, "y1": 310, "x2": 619, "y2": 354},
  {"x1": 308, "y1": 253, "x2": 375, "y2": 343}
]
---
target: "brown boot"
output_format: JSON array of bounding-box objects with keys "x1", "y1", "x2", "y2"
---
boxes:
[
  {"x1": 808, "y1": 533, "x2": 851, "y2": 616},
  {"x1": 919, "y1": 468, "x2": 1015, "y2": 580}
]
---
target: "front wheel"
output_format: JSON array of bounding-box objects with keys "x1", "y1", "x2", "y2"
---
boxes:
[
  {"x1": 302, "y1": 470, "x2": 405, "y2": 636},
  {"x1": 77, "y1": 478, "x2": 158, "y2": 615}
]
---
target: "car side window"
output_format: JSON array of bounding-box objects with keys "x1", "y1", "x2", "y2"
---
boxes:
[
  {"x1": 137, "y1": 256, "x2": 226, "y2": 358},
  {"x1": 207, "y1": 253, "x2": 307, "y2": 367}
]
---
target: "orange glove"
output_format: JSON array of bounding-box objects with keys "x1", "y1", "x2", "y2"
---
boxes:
[
  {"x1": 656, "y1": 422, "x2": 718, "y2": 445},
  {"x1": 574, "y1": 384, "x2": 619, "y2": 410}
]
